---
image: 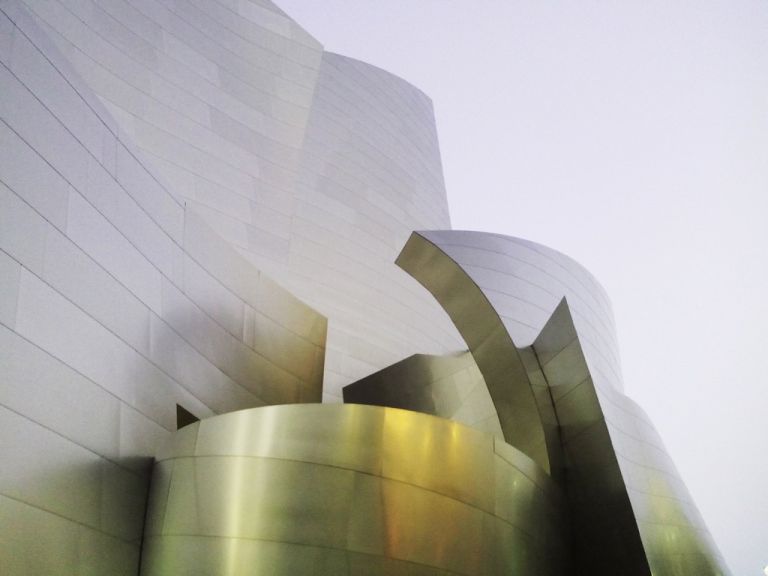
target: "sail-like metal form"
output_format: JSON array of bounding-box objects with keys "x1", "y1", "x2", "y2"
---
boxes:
[{"x1": 0, "y1": 0, "x2": 729, "y2": 573}]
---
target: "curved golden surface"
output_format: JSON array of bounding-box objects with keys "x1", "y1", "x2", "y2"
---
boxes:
[
  {"x1": 342, "y1": 351, "x2": 504, "y2": 440},
  {"x1": 392, "y1": 227, "x2": 731, "y2": 576},
  {"x1": 396, "y1": 232, "x2": 553, "y2": 474},
  {"x1": 533, "y1": 298, "x2": 731, "y2": 576},
  {"x1": 140, "y1": 404, "x2": 566, "y2": 576}
]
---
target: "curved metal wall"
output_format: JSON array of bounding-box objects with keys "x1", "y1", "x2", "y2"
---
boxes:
[
  {"x1": 141, "y1": 404, "x2": 567, "y2": 576},
  {"x1": 412, "y1": 230, "x2": 730, "y2": 575},
  {"x1": 343, "y1": 351, "x2": 504, "y2": 440},
  {"x1": 395, "y1": 231, "x2": 554, "y2": 474},
  {"x1": 0, "y1": 2, "x2": 327, "y2": 573},
  {"x1": 418, "y1": 230, "x2": 622, "y2": 394},
  {"x1": 0, "y1": 0, "x2": 731, "y2": 573},
  {"x1": 0, "y1": 3, "x2": 464, "y2": 568},
  {"x1": 13, "y1": 0, "x2": 464, "y2": 402},
  {"x1": 286, "y1": 53, "x2": 463, "y2": 399}
]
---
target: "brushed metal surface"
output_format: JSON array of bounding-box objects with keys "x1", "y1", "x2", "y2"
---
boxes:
[
  {"x1": 532, "y1": 298, "x2": 649, "y2": 575},
  {"x1": 0, "y1": 3, "x2": 328, "y2": 571},
  {"x1": 396, "y1": 231, "x2": 553, "y2": 474},
  {"x1": 343, "y1": 351, "x2": 504, "y2": 439},
  {"x1": 141, "y1": 404, "x2": 566, "y2": 576},
  {"x1": 0, "y1": 0, "x2": 733, "y2": 573},
  {"x1": 536, "y1": 298, "x2": 730, "y2": 576},
  {"x1": 398, "y1": 230, "x2": 730, "y2": 576}
]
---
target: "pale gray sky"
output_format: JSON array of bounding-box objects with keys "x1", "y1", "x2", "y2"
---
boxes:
[{"x1": 277, "y1": 1, "x2": 767, "y2": 574}]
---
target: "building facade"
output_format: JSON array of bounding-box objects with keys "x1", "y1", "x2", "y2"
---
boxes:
[{"x1": 0, "y1": 0, "x2": 729, "y2": 574}]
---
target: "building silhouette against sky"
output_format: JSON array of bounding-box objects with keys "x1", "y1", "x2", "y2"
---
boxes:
[{"x1": 0, "y1": 0, "x2": 730, "y2": 574}]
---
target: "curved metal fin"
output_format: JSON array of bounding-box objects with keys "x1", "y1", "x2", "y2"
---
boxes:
[
  {"x1": 396, "y1": 231, "x2": 551, "y2": 474},
  {"x1": 343, "y1": 351, "x2": 504, "y2": 440},
  {"x1": 533, "y1": 298, "x2": 650, "y2": 576}
]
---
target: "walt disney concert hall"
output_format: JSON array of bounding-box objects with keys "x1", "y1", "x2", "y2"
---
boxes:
[{"x1": 0, "y1": 0, "x2": 730, "y2": 574}]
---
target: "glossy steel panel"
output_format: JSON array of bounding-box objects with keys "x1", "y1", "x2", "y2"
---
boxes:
[
  {"x1": 396, "y1": 231, "x2": 552, "y2": 473},
  {"x1": 1, "y1": 0, "x2": 733, "y2": 573},
  {"x1": 141, "y1": 404, "x2": 565, "y2": 575},
  {"x1": 343, "y1": 351, "x2": 503, "y2": 439},
  {"x1": 0, "y1": 4, "x2": 330, "y2": 573},
  {"x1": 621, "y1": 396, "x2": 733, "y2": 576},
  {"x1": 399, "y1": 230, "x2": 731, "y2": 575},
  {"x1": 532, "y1": 298, "x2": 649, "y2": 575},
  {"x1": 18, "y1": 0, "x2": 464, "y2": 406},
  {"x1": 535, "y1": 298, "x2": 729, "y2": 575},
  {"x1": 419, "y1": 230, "x2": 623, "y2": 393}
]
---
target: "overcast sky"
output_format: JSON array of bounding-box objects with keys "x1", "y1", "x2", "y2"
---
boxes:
[{"x1": 277, "y1": 1, "x2": 767, "y2": 573}]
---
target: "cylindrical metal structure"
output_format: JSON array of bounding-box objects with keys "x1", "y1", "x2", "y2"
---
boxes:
[{"x1": 141, "y1": 404, "x2": 567, "y2": 575}]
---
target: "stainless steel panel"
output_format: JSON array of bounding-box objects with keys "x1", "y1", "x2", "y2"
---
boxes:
[
  {"x1": 396, "y1": 232, "x2": 552, "y2": 473},
  {"x1": 0, "y1": 12, "x2": 12, "y2": 62},
  {"x1": 0, "y1": 1, "x2": 732, "y2": 574},
  {"x1": 14, "y1": 267, "x2": 180, "y2": 428},
  {"x1": 0, "y1": 323, "x2": 122, "y2": 460},
  {"x1": 99, "y1": 459, "x2": 150, "y2": 541},
  {"x1": 41, "y1": 222, "x2": 152, "y2": 356},
  {"x1": 118, "y1": 402, "x2": 169, "y2": 472},
  {"x1": 343, "y1": 351, "x2": 501, "y2": 440},
  {"x1": 376, "y1": 478, "x2": 487, "y2": 574},
  {"x1": 0, "y1": 51, "x2": 88, "y2": 195},
  {"x1": 0, "y1": 181, "x2": 47, "y2": 275},
  {"x1": 142, "y1": 404, "x2": 564, "y2": 575},
  {"x1": 181, "y1": 253, "x2": 245, "y2": 338},
  {"x1": 66, "y1": 189, "x2": 163, "y2": 313},
  {"x1": 0, "y1": 118, "x2": 69, "y2": 229},
  {"x1": 76, "y1": 525, "x2": 141, "y2": 576},
  {"x1": 81, "y1": 153, "x2": 183, "y2": 281},
  {"x1": 161, "y1": 456, "x2": 356, "y2": 548},
  {"x1": 380, "y1": 407, "x2": 496, "y2": 513},
  {"x1": 533, "y1": 299, "x2": 650, "y2": 574},
  {"x1": 0, "y1": 248, "x2": 21, "y2": 327},
  {"x1": 0, "y1": 404, "x2": 102, "y2": 529},
  {"x1": 394, "y1": 232, "x2": 729, "y2": 575},
  {"x1": 142, "y1": 536, "x2": 347, "y2": 576},
  {"x1": 182, "y1": 208, "x2": 327, "y2": 349},
  {"x1": 421, "y1": 230, "x2": 622, "y2": 387},
  {"x1": 147, "y1": 311, "x2": 261, "y2": 415},
  {"x1": 194, "y1": 404, "x2": 384, "y2": 475},
  {"x1": 0, "y1": 494, "x2": 80, "y2": 576}
]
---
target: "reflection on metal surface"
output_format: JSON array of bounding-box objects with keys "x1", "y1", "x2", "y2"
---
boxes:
[
  {"x1": 396, "y1": 232, "x2": 552, "y2": 474},
  {"x1": 619, "y1": 392, "x2": 732, "y2": 576},
  {"x1": 535, "y1": 297, "x2": 730, "y2": 575},
  {"x1": 342, "y1": 351, "x2": 504, "y2": 439},
  {"x1": 392, "y1": 231, "x2": 730, "y2": 575},
  {"x1": 0, "y1": 0, "x2": 734, "y2": 571},
  {"x1": 532, "y1": 298, "x2": 649, "y2": 574},
  {"x1": 140, "y1": 244, "x2": 731, "y2": 575},
  {"x1": 141, "y1": 404, "x2": 566, "y2": 576},
  {"x1": 181, "y1": 209, "x2": 328, "y2": 406}
]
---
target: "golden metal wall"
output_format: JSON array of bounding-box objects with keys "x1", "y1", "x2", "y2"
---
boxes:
[
  {"x1": 140, "y1": 404, "x2": 567, "y2": 576},
  {"x1": 396, "y1": 232, "x2": 553, "y2": 474},
  {"x1": 342, "y1": 351, "x2": 504, "y2": 439},
  {"x1": 532, "y1": 299, "x2": 650, "y2": 575},
  {"x1": 393, "y1": 230, "x2": 731, "y2": 576}
]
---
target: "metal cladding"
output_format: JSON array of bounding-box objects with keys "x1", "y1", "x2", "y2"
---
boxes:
[
  {"x1": 0, "y1": 0, "x2": 730, "y2": 574},
  {"x1": 532, "y1": 298, "x2": 650, "y2": 574},
  {"x1": 141, "y1": 404, "x2": 567, "y2": 576},
  {"x1": 343, "y1": 351, "x2": 504, "y2": 439},
  {"x1": 1, "y1": 0, "x2": 464, "y2": 403},
  {"x1": 389, "y1": 231, "x2": 730, "y2": 575},
  {"x1": 396, "y1": 231, "x2": 554, "y2": 474},
  {"x1": 0, "y1": 0, "x2": 456, "y2": 572}
]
